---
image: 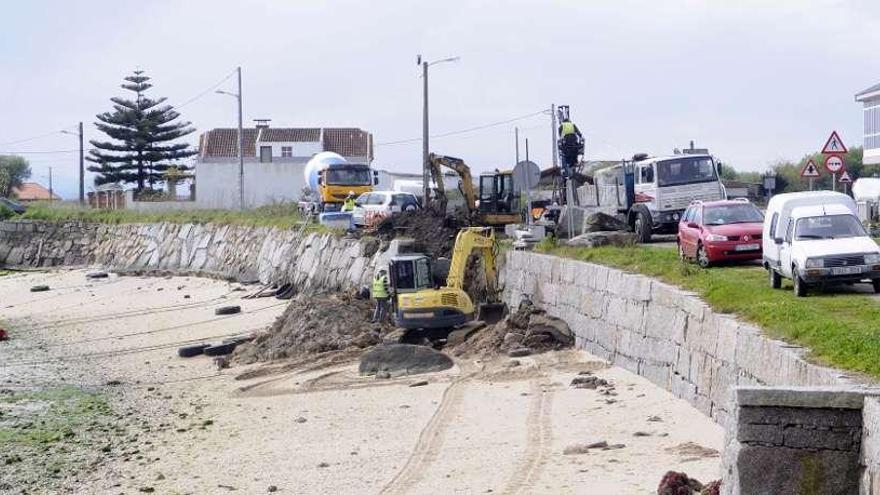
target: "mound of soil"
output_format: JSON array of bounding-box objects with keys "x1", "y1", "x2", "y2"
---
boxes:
[
  {"x1": 451, "y1": 304, "x2": 574, "y2": 357},
  {"x1": 374, "y1": 208, "x2": 468, "y2": 259},
  {"x1": 359, "y1": 344, "x2": 454, "y2": 377},
  {"x1": 233, "y1": 293, "x2": 394, "y2": 364}
]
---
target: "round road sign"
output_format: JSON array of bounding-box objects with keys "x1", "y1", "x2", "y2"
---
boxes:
[
  {"x1": 513, "y1": 160, "x2": 541, "y2": 191},
  {"x1": 824, "y1": 155, "x2": 844, "y2": 174}
]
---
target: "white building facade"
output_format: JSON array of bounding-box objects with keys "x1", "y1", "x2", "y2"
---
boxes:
[
  {"x1": 195, "y1": 125, "x2": 373, "y2": 209},
  {"x1": 856, "y1": 82, "x2": 880, "y2": 165}
]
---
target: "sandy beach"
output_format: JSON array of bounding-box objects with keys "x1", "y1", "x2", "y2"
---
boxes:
[{"x1": 0, "y1": 269, "x2": 723, "y2": 494}]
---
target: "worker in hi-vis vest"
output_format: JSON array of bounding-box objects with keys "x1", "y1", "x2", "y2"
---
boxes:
[
  {"x1": 557, "y1": 117, "x2": 584, "y2": 170},
  {"x1": 371, "y1": 269, "x2": 391, "y2": 323},
  {"x1": 341, "y1": 191, "x2": 356, "y2": 212}
]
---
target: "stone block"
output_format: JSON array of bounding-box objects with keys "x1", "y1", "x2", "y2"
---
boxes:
[
  {"x1": 604, "y1": 296, "x2": 644, "y2": 332},
  {"x1": 731, "y1": 445, "x2": 860, "y2": 495},
  {"x1": 578, "y1": 291, "x2": 607, "y2": 319},
  {"x1": 639, "y1": 361, "x2": 671, "y2": 388},
  {"x1": 782, "y1": 426, "x2": 857, "y2": 451},
  {"x1": 862, "y1": 397, "x2": 880, "y2": 470},
  {"x1": 671, "y1": 372, "x2": 698, "y2": 403},
  {"x1": 738, "y1": 423, "x2": 783, "y2": 445},
  {"x1": 738, "y1": 406, "x2": 863, "y2": 428},
  {"x1": 643, "y1": 304, "x2": 687, "y2": 343},
  {"x1": 687, "y1": 313, "x2": 719, "y2": 356}
]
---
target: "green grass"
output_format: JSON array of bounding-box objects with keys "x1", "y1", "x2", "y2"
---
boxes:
[
  {"x1": 538, "y1": 244, "x2": 880, "y2": 379},
  {"x1": 0, "y1": 386, "x2": 111, "y2": 448},
  {"x1": 16, "y1": 202, "x2": 334, "y2": 232}
]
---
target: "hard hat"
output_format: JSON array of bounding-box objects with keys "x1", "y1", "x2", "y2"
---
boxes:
[{"x1": 348, "y1": 190, "x2": 355, "y2": 196}]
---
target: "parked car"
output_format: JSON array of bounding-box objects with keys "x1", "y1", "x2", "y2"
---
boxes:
[
  {"x1": 352, "y1": 191, "x2": 420, "y2": 227},
  {"x1": 0, "y1": 197, "x2": 26, "y2": 215},
  {"x1": 763, "y1": 191, "x2": 880, "y2": 296},
  {"x1": 678, "y1": 199, "x2": 764, "y2": 267}
]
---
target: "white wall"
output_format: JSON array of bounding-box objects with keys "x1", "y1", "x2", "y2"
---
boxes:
[
  {"x1": 195, "y1": 161, "x2": 307, "y2": 209},
  {"x1": 255, "y1": 141, "x2": 322, "y2": 158}
]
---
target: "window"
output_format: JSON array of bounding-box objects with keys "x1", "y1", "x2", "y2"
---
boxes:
[
  {"x1": 784, "y1": 219, "x2": 794, "y2": 243},
  {"x1": 703, "y1": 204, "x2": 764, "y2": 225},
  {"x1": 281, "y1": 146, "x2": 292, "y2": 158},
  {"x1": 682, "y1": 207, "x2": 693, "y2": 223},
  {"x1": 769, "y1": 213, "x2": 779, "y2": 240},
  {"x1": 656, "y1": 157, "x2": 717, "y2": 187},
  {"x1": 638, "y1": 165, "x2": 654, "y2": 184},
  {"x1": 795, "y1": 214, "x2": 867, "y2": 240},
  {"x1": 865, "y1": 104, "x2": 880, "y2": 150},
  {"x1": 692, "y1": 206, "x2": 702, "y2": 225},
  {"x1": 259, "y1": 146, "x2": 272, "y2": 163}
]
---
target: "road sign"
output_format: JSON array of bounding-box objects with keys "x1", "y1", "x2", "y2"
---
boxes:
[
  {"x1": 824, "y1": 155, "x2": 845, "y2": 174},
  {"x1": 821, "y1": 131, "x2": 848, "y2": 155},
  {"x1": 838, "y1": 170, "x2": 853, "y2": 183},
  {"x1": 801, "y1": 160, "x2": 821, "y2": 178},
  {"x1": 513, "y1": 160, "x2": 541, "y2": 191}
]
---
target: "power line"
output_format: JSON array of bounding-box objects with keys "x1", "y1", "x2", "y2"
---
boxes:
[
  {"x1": 173, "y1": 67, "x2": 239, "y2": 110},
  {"x1": 375, "y1": 108, "x2": 549, "y2": 147},
  {"x1": 0, "y1": 130, "x2": 63, "y2": 147},
  {"x1": 0, "y1": 149, "x2": 79, "y2": 155}
]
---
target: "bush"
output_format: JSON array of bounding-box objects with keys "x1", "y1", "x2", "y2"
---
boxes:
[{"x1": 0, "y1": 203, "x2": 14, "y2": 221}]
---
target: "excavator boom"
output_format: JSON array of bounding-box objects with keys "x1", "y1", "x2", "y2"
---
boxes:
[{"x1": 427, "y1": 153, "x2": 477, "y2": 214}]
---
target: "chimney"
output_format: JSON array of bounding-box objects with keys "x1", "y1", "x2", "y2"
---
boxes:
[{"x1": 254, "y1": 119, "x2": 271, "y2": 129}]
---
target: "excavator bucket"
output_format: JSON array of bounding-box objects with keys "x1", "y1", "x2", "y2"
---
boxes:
[{"x1": 477, "y1": 303, "x2": 507, "y2": 325}]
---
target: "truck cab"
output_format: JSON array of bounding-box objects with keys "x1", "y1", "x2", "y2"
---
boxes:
[{"x1": 317, "y1": 164, "x2": 378, "y2": 212}]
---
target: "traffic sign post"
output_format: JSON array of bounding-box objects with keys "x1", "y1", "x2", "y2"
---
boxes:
[
  {"x1": 839, "y1": 170, "x2": 853, "y2": 194},
  {"x1": 820, "y1": 131, "x2": 847, "y2": 193},
  {"x1": 821, "y1": 131, "x2": 848, "y2": 155},
  {"x1": 824, "y1": 155, "x2": 844, "y2": 192},
  {"x1": 801, "y1": 159, "x2": 820, "y2": 191}
]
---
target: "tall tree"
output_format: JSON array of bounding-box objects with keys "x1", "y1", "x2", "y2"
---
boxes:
[
  {"x1": 87, "y1": 70, "x2": 197, "y2": 190},
  {"x1": 0, "y1": 155, "x2": 32, "y2": 198}
]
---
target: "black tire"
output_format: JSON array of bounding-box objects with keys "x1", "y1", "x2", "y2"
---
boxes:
[
  {"x1": 769, "y1": 268, "x2": 782, "y2": 289},
  {"x1": 633, "y1": 210, "x2": 652, "y2": 244},
  {"x1": 30, "y1": 285, "x2": 50, "y2": 292},
  {"x1": 873, "y1": 279, "x2": 880, "y2": 294},
  {"x1": 214, "y1": 305, "x2": 241, "y2": 316},
  {"x1": 697, "y1": 244, "x2": 711, "y2": 268},
  {"x1": 793, "y1": 269, "x2": 808, "y2": 297},
  {"x1": 178, "y1": 343, "x2": 210, "y2": 358},
  {"x1": 86, "y1": 271, "x2": 109, "y2": 279},
  {"x1": 223, "y1": 335, "x2": 255, "y2": 345},
  {"x1": 204, "y1": 342, "x2": 237, "y2": 356}
]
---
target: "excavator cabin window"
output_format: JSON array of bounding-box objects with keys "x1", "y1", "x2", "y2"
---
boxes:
[{"x1": 479, "y1": 174, "x2": 516, "y2": 214}]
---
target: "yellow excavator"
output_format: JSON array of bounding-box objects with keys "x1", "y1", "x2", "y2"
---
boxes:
[
  {"x1": 389, "y1": 227, "x2": 506, "y2": 330},
  {"x1": 427, "y1": 153, "x2": 522, "y2": 227}
]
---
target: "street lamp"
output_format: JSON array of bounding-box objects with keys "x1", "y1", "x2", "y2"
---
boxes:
[
  {"x1": 216, "y1": 66, "x2": 244, "y2": 210},
  {"x1": 60, "y1": 122, "x2": 84, "y2": 205},
  {"x1": 417, "y1": 55, "x2": 459, "y2": 203}
]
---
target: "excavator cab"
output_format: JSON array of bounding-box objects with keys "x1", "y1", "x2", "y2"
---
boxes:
[{"x1": 478, "y1": 172, "x2": 517, "y2": 215}]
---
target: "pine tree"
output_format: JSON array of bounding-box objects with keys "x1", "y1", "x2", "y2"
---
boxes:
[{"x1": 87, "y1": 71, "x2": 197, "y2": 191}]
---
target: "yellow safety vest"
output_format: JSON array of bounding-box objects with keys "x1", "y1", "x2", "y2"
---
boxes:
[
  {"x1": 342, "y1": 198, "x2": 356, "y2": 211},
  {"x1": 560, "y1": 121, "x2": 576, "y2": 137},
  {"x1": 372, "y1": 275, "x2": 389, "y2": 298}
]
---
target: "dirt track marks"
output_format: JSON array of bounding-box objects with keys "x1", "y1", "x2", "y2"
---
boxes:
[{"x1": 504, "y1": 380, "x2": 555, "y2": 495}]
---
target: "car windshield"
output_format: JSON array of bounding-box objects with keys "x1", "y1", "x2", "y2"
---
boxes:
[
  {"x1": 356, "y1": 193, "x2": 386, "y2": 206},
  {"x1": 703, "y1": 204, "x2": 763, "y2": 225},
  {"x1": 326, "y1": 168, "x2": 372, "y2": 186},
  {"x1": 795, "y1": 214, "x2": 867, "y2": 240},
  {"x1": 656, "y1": 157, "x2": 718, "y2": 187}
]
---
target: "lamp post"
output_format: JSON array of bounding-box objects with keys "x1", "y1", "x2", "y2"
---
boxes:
[
  {"x1": 216, "y1": 66, "x2": 244, "y2": 210},
  {"x1": 60, "y1": 122, "x2": 84, "y2": 205},
  {"x1": 417, "y1": 55, "x2": 459, "y2": 203}
]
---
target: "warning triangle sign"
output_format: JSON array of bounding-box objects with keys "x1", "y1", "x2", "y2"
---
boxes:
[
  {"x1": 801, "y1": 159, "x2": 821, "y2": 178},
  {"x1": 821, "y1": 131, "x2": 847, "y2": 154},
  {"x1": 839, "y1": 170, "x2": 853, "y2": 183}
]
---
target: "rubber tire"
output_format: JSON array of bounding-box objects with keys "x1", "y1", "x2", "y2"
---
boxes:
[
  {"x1": 223, "y1": 335, "x2": 255, "y2": 345},
  {"x1": 30, "y1": 285, "x2": 50, "y2": 292},
  {"x1": 204, "y1": 342, "x2": 237, "y2": 356},
  {"x1": 214, "y1": 305, "x2": 242, "y2": 316},
  {"x1": 697, "y1": 244, "x2": 711, "y2": 268},
  {"x1": 178, "y1": 343, "x2": 210, "y2": 358},
  {"x1": 633, "y1": 210, "x2": 652, "y2": 244},
  {"x1": 769, "y1": 268, "x2": 782, "y2": 289},
  {"x1": 86, "y1": 272, "x2": 109, "y2": 279},
  {"x1": 793, "y1": 270, "x2": 808, "y2": 297},
  {"x1": 873, "y1": 279, "x2": 880, "y2": 294}
]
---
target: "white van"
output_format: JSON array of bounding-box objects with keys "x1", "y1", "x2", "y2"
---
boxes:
[{"x1": 763, "y1": 191, "x2": 880, "y2": 296}]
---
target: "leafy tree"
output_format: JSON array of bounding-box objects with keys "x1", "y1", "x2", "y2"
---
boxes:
[
  {"x1": 0, "y1": 155, "x2": 32, "y2": 198},
  {"x1": 87, "y1": 70, "x2": 197, "y2": 190}
]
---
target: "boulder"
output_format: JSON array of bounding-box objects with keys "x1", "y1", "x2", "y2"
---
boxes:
[
  {"x1": 359, "y1": 344, "x2": 453, "y2": 377},
  {"x1": 583, "y1": 212, "x2": 629, "y2": 232},
  {"x1": 446, "y1": 322, "x2": 486, "y2": 347},
  {"x1": 527, "y1": 314, "x2": 574, "y2": 346},
  {"x1": 566, "y1": 231, "x2": 637, "y2": 248}
]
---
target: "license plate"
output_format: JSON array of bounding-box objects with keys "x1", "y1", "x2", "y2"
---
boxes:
[
  {"x1": 735, "y1": 243, "x2": 760, "y2": 251},
  {"x1": 832, "y1": 266, "x2": 864, "y2": 275}
]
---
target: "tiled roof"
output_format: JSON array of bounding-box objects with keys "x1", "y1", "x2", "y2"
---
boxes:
[
  {"x1": 323, "y1": 128, "x2": 372, "y2": 160},
  {"x1": 259, "y1": 128, "x2": 320, "y2": 142},
  {"x1": 13, "y1": 182, "x2": 60, "y2": 201},
  {"x1": 200, "y1": 128, "x2": 258, "y2": 158}
]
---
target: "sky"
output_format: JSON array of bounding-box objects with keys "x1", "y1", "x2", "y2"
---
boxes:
[{"x1": 2, "y1": 0, "x2": 879, "y2": 199}]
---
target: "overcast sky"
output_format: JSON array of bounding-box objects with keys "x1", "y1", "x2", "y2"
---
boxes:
[{"x1": 2, "y1": 0, "x2": 879, "y2": 199}]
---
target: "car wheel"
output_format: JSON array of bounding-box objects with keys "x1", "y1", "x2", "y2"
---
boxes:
[
  {"x1": 404, "y1": 204, "x2": 416, "y2": 212},
  {"x1": 633, "y1": 211, "x2": 652, "y2": 243},
  {"x1": 873, "y1": 279, "x2": 880, "y2": 294},
  {"x1": 697, "y1": 244, "x2": 711, "y2": 268},
  {"x1": 793, "y1": 269, "x2": 808, "y2": 297},
  {"x1": 768, "y1": 268, "x2": 782, "y2": 289}
]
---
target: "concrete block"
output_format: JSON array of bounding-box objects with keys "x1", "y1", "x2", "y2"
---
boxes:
[
  {"x1": 643, "y1": 304, "x2": 687, "y2": 343},
  {"x1": 715, "y1": 316, "x2": 739, "y2": 365},
  {"x1": 783, "y1": 426, "x2": 857, "y2": 451},
  {"x1": 605, "y1": 296, "x2": 644, "y2": 332},
  {"x1": 861, "y1": 397, "x2": 880, "y2": 469},
  {"x1": 671, "y1": 372, "x2": 698, "y2": 403},
  {"x1": 734, "y1": 387, "x2": 869, "y2": 410},
  {"x1": 640, "y1": 362, "x2": 671, "y2": 388},
  {"x1": 731, "y1": 444, "x2": 860, "y2": 495},
  {"x1": 612, "y1": 353, "x2": 640, "y2": 375},
  {"x1": 686, "y1": 314, "x2": 719, "y2": 356},
  {"x1": 738, "y1": 423, "x2": 784, "y2": 445}
]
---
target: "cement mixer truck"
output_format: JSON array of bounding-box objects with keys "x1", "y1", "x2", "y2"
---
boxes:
[{"x1": 301, "y1": 152, "x2": 378, "y2": 213}]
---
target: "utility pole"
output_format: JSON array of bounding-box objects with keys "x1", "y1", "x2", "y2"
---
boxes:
[
  {"x1": 216, "y1": 67, "x2": 245, "y2": 210},
  {"x1": 515, "y1": 127, "x2": 520, "y2": 165},
  {"x1": 422, "y1": 60, "x2": 429, "y2": 203},
  {"x1": 61, "y1": 122, "x2": 85, "y2": 205},
  {"x1": 550, "y1": 104, "x2": 558, "y2": 169}
]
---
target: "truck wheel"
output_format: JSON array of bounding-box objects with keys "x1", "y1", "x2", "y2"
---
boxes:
[
  {"x1": 633, "y1": 210, "x2": 652, "y2": 243},
  {"x1": 793, "y1": 270, "x2": 808, "y2": 297},
  {"x1": 768, "y1": 268, "x2": 782, "y2": 289},
  {"x1": 697, "y1": 244, "x2": 711, "y2": 268},
  {"x1": 873, "y1": 279, "x2": 880, "y2": 294}
]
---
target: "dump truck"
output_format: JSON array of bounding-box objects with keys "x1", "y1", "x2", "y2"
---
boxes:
[{"x1": 302, "y1": 152, "x2": 378, "y2": 213}]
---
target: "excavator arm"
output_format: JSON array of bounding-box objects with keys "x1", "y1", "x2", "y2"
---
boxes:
[
  {"x1": 445, "y1": 227, "x2": 497, "y2": 295},
  {"x1": 427, "y1": 153, "x2": 477, "y2": 213}
]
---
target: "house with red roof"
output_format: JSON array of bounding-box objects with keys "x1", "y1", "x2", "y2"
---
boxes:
[{"x1": 12, "y1": 182, "x2": 61, "y2": 202}]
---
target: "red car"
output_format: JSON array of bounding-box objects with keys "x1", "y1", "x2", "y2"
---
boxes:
[{"x1": 678, "y1": 199, "x2": 764, "y2": 267}]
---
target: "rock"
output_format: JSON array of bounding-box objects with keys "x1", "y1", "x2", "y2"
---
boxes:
[
  {"x1": 563, "y1": 440, "x2": 609, "y2": 455},
  {"x1": 647, "y1": 415, "x2": 663, "y2": 422},
  {"x1": 526, "y1": 314, "x2": 574, "y2": 346},
  {"x1": 382, "y1": 328, "x2": 407, "y2": 344},
  {"x1": 571, "y1": 375, "x2": 608, "y2": 389},
  {"x1": 317, "y1": 462, "x2": 330, "y2": 468},
  {"x1": 295, "y1": 417, "x2": 307, "y2": 424},
  {"x1": 583, "y1": 212, "x2": 629, "y2": 232},
  {"x1": 586, "y1": 440, "x2": 608, "y2": 449},
  {"x1": 446, "y1": 322, "x2": 486, "y2": 347},
  {"x1": 507, "y1": 347, "x2": 531, "y2": 358},
  {"x1": 375, "y1": 371, "x2": 391, "y2": 379},
  {"x1": 506, "y1": 359, "x2": 521, "y2": 368},
  {"x1": 633, "y1": 431, "x2": 652, "y2": 437},
  {"x1": 138, "y1": 488, "x2": 155, "y2": 493},
  {"x1": 359, "y1": 344, "x2": 453, "y2": 377},
  {"x1": 29, "y1": 285, "x2": 50, "y2": 292},
  {"x1": 566, "y1": 231, "x2": 637, "y2": 248},
  {"x1": 409, "y1": 380, "x2": 429, "y2": 387},
  {"x1": 602, "y1": 443, "x2": 626, "y2": 450},
  {"x1": 522, "y1": 334, "x2": 550, "y2": 348},
  {"x1": 503, "y1": 332, "x2": 525, "y2": 346},
  {"x1": 267, "y1": 486, "x2": 278, "y2": 493}
]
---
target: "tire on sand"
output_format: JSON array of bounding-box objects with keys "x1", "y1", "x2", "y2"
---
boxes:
[
  {"x1": 178, "y1": 343, "x2": 211, "y2": 358},
  {"x1": 30, "y1": 285, "x2": 50, "y2": 292},
  {"x1": 204, "y1": 342, "x2": 237, "y2": 356},
  {"x1": 214, "y1": 305, "x2": 242, "y2": 316}
]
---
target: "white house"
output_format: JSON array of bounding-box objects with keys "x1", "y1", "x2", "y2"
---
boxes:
[
  {"x1": 195, "y1": 122, "x2": 373, "y2": 209},
  {"x1": 856, "y1": 82, "x2": 880, "y2": 165}
]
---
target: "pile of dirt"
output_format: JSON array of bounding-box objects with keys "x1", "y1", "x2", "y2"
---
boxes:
[
  {"x1": 451, "y1": 303, "x2": 574, "y2": 357},
  {"x1": 233, "y1": 293, "x2": 394, "y2": 364},
  {"x1": 374, "y1": 208, "x2": 468, "y2": 259},
  {"x1": 657, "y1": 471, "x2": 720, "y2": 495}
]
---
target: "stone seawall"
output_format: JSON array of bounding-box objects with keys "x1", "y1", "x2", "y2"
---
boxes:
[
  {"x1": 501, "y1": 251, "x2": 859, "y2": 426},
  {"x1": 0, "y1": 220, "x2": 381, "y2": 293}
]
